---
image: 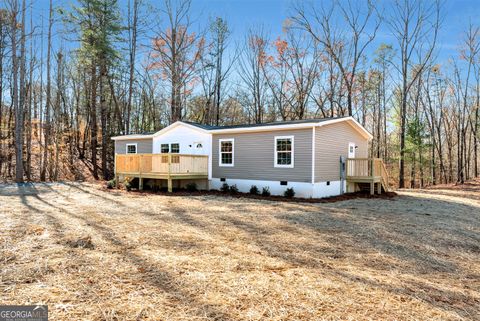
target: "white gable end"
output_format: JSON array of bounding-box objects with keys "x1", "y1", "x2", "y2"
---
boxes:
[{"x1": 152, "y1": 122, "x2": 213, "y2": 179}]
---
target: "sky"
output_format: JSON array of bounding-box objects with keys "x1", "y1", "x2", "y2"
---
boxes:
[{"x1": 28, "y1": 0, "x2": 480, "y2": 66}]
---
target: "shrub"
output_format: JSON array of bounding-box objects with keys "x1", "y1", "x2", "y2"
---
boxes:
[
  {"x1": 186, "y1": 182, "x2": 198, "y2": 192},
  {"x1": 220, "y1": 183, "x2": 230, "y2": 193},
  {"x1": 229, "y1": 184, "x2": 239, "y2": 194},
  {"x1": 106, "y1": 179, "x2": 116, "y2": 189},
  {"x1": 249, "y1": 185, "x2": 259, "y2": 195},
  {"x1": 284, "y1": 187, "x2": 295, "y2": 198},
  {"x1": 261, "y1": 186, "x2": 271, "y2": 196}
]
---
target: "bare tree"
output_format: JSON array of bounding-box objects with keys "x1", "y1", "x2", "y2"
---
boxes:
[
  {"x1": 41, "y1": 0, "x2": 53, "y2": 181},
  {"x1": 238, "y1": 27, "x2": 270, "y2": 123},
  {"x1": 263, "y1": 27, "x2": 319, "y2": 120},
  {"x1": 149, "y1": 0, "x2": 203, "y2": 123},
  {"x1": 126, "y1": 0, "x2": 139, "y2": 134},
  {"x1": 292, "y1": 0, "x2": 380, "y2": 116},
  {"x1": 388, "y1": 0, "x2": 441, "y2": 188}
]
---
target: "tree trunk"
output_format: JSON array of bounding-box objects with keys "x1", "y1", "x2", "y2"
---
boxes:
[
  {"x1": 41, "y1": 0, "x2": 53, "y2": 181},
  {"x1": 90, "y1": 62, "x2": 98, "y2": 179}
]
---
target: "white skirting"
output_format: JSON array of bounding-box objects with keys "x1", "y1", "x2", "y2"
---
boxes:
[{"x1": 210, "y1": 178, "x2": 346, "y2": 198}]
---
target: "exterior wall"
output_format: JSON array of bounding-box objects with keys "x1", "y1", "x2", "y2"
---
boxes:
[
  {"x1": 152, "y1": 125, "x2": 211, "y2": 156},
  {"x1": 210, "y1": 178, "x2": 344, "y2": 198},
  {"x1": 152, "y1": 124, "x2": 212, "y2": 179},
  {"x1": 210, "y1": 178, "x2": 314, "y2": 197},
  {"x1": 114, "y1": 138, "x2": 153, "y2": 154},
  {"x1": 315, "y1": 121, "x2": 369, "y2": 182},
  {"x1": 212, "y1": 128, "x2": 313, "y2": 183},
  {"x1": 312, "y1": 180, "x2": 346, "y2": 198}
]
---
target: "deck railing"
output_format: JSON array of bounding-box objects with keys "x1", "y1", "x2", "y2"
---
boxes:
[
  {"x1": 346, "y1": 158, "x2": 389, "y2": 191},
  {"x1": 115, "y1": 153, "x2": 208, "y2": 176}
]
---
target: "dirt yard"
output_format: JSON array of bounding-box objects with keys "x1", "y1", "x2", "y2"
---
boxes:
[{"x1": 0, "y1": 182, "x2": 479, "y2": 320}]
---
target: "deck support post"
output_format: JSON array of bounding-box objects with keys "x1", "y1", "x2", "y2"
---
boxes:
[
  {"x1": 139, "y1": 177, "x2": 143, "y2": 190},
  {"x1": 377, "y1": 182, "x2": 381, "y2": 194},
  {"x1": 167, "y1": 154, "x2": 173, "y2": 192},
  {"x1": 370, "y1": 181, "x2": 374, "y2": 195},
  {"x1": 114, "y1": 153, "x2": 119, "y2": 189}
]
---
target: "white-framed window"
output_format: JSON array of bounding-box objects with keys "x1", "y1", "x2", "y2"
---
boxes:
[
  {"x1": 161, "y1": 144, "x2": 169, "y2": 153},
  {"x1": 274, "y1": 136, "x2": 294, "y2": 168},
  {"x1": 219, "y1": 139, "x2": 234, "y2": 167},
  {"x1": 171, "y1": 143, "x2": 180, "y2": 153},
  {"x1": 126, "y1": 143, "x2": 137, "y2": 154}
]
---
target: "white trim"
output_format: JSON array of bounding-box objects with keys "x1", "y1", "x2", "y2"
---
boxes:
[
  {"x1": 316, "y1": 116, "x2": 372, "y2": 140},
  {"x1": 126, "y1": 143, "x2": 137, "y2": 154},
  {"x1": 311, "y1": 127, "x2": 315, "y2": 184},
  {"x1": 111, "y1": 135, "x2": 153, "y2": 141},
  {"x1": 112, "y1": 121, "x2": 208, "y2": 140},
  {"x1": 208, "y1": 117, "x2": 372, "y2": 140},
  {"x1": 274, "y1": 135, "x2": 294, "y2": 168},
  {"x1": 111, "y1": 117, "x2": 372, "y2": 142},
  {"x1": 208, "y1": 135, "x2": 213, "y2": 180},
  {"x1": 219, "y1": 138, "x2": 234, "y2": 167},
  {"x1": 153, "y1": 121, "x2": 209, "y2": 137}
]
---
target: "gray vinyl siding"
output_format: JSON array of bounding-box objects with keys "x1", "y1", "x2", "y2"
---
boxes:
[
  {"x1": 212, "y1": 129, "x2": 313, "y2": 183},
  {"x1": 315, "y1": 122, "x2": 368, "y2": 182},
  {"x1": 114, "y1": 138, "x2": 153, "y2": 154}
]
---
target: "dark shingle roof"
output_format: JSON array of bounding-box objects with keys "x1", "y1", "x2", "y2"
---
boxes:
[{"x1": 183, "y1": 116, "x2": 348, "y2": 131}]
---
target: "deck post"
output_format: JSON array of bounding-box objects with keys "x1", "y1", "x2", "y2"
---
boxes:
[
  {"x1": 377, "y1": 182, "x2": 381, "y2": 194},
  {"x1": 139, "y1": 154, "x2": 143, "y2": 190},
  {"x1": 114, "y1": 154, "x2": 119, "y2": 189},
  {"x1": 167, "y1": 154, "x2": 172, "y2": 193},
  {"x1": 370, "y1": 159, "x2": 374, "y2": 178},
  {"x1": 370, "y1": 181, "x2": 374, "y2": 195}
]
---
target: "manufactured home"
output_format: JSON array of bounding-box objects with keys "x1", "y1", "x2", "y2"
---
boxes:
[{"x1": 112, "y1": 116, "x2": 389, "y2": 198}]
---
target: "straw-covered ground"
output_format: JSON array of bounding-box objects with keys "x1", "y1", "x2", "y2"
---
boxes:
[{"x1": 0, "y1": 181, "x2": 479, "y2": 320}]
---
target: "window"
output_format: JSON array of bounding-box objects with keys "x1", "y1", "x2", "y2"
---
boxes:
[
  {"x1": 126, "y1": 143, "x2": 137, "y2": 154},
  {"x1": 161, "y1": 144, "x2": 169, "y2": 153},
  {"x1": 171, "y1": 143, "x2": 180, "y2": 153},
  {"x1": 219, "y1": 139, "x2": 234, "y2": 167},
  {"x1": 274, "y1": 136, "x2": 294, "y2": 168}
]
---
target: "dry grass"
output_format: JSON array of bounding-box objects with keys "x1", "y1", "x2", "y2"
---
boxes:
[{"x1": 0, "y1": 181, "x2": 479, "y2": 320}]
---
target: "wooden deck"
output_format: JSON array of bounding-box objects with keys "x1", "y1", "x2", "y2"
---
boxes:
[
  {"x1": 346, "y1": 158, "x2": 390, "y2": 195},
  {"x1": 115, "y1": 154, "x2": 208, "y2": 192}
]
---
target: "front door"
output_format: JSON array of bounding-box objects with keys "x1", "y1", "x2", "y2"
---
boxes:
[
  {"x1": 348, "y1": 142, "x2": 356, "y2": 158},
  {"x1": 347, "y1": 143, "x2": 356, "y2": 177}
]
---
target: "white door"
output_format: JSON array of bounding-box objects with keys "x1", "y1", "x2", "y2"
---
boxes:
[
  {"x1": 347, "y1": 142, "x2": 356, "y2": 177},
  {"x1": 348, "y1": 142, "x2": 356, "y2": 158}
]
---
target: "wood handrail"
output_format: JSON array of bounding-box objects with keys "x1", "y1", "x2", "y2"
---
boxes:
[
  {"x1": 115, "y1": 153, "x2": 209, "y2": 176},
  {"x1": 346, "y1": 157, "x2": 390, "y2": 192}
]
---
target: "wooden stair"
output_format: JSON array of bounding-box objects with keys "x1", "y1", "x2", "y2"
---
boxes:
[{"x1": 346, "y1": 158, "x2": 390, "y2": 195}]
